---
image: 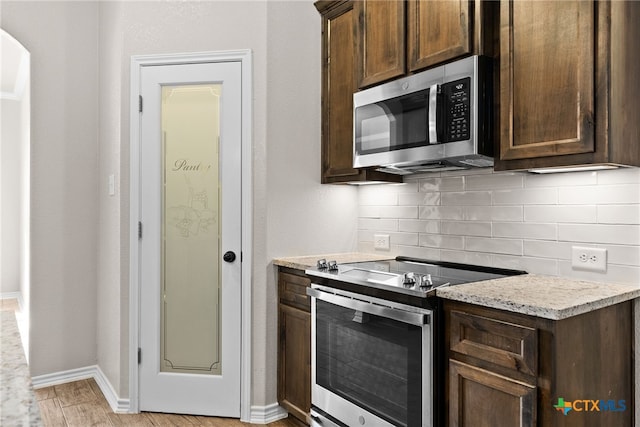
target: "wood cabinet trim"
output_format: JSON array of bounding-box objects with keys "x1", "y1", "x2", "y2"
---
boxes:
[
  {"x1": 499, "y1": 0, "x2": 596, "y2": 162},
  {"x1": 277, "y1": 302, "x2": 311, "y2": 424},
  {"x1": 355, "y1": 0, "x2": 406, "y2": 88},
  {"x1": 407, "y1": 0, "x2": 472, "y2": 72},
  {"x1": 278, "y1": 271, "x2": 311, "y2": 312},
  {"x1": 449, "y1": 360, "x2": 536, "y2": 427},
  {"x1": 449, "y1": 309, "x2": 537, "y2": 377}
]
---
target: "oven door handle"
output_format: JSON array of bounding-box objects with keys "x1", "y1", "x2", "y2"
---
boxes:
[{"x1": 307, "y1": 288, "x2": 429, "y2": 326}]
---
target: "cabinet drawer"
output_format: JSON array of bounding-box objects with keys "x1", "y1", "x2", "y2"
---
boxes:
[
  {"x1": 278, "y1": 271, "x2": 311, "y2": 311},
  {"x1": 449, "y1": 310, "x2": 537, "y2": 376}
]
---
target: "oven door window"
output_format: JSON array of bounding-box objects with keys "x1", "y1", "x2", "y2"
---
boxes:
[{"x1": 316, "y1": 299, "x2": 423, "y2": 427}]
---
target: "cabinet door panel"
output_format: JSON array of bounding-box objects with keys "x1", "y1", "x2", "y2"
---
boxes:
[
  {"x1": 356, "y1": 0, "x2": 406, "y2": 88},
  {"x1": 500, "y1": 0, "x2": 595, "y2": 161},
  {"x1": 449, "y1": 310, "x2": 537, "y2": 376},
  {"x1": 449, "y1": 360, "x2": 536, "y2": 427},
  {"x1": 278, "y1": 304, "x2": 311, "y2": 422},
  {"x1": 325, "y1": 5, "x2": 358, "y2": 179},
  {"x1": 408, "y1": 0, "x2": 472, "y2": 72}
]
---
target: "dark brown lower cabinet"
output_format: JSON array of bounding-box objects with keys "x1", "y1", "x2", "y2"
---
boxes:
[
  {"x1": 445, "y1": 300, "x2": 633, "y2": 427},
  {"x1": 277, "y1": 268, "x2": 311, "y2": 425},
  {"x1": 449, "y1": 360, "x2": 536, "y2": 427}
]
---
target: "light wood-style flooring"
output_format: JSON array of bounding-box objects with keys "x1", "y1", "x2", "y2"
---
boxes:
[
  {"x1": 36, "y1": 379, "x2": 299, "y2": 427},
  {"x1": 0, "y1": 297, "x2": 297, "y2": 427}
]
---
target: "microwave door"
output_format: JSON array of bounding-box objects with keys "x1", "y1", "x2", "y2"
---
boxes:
[{"x1": 355, "y1": 101, "x2": 398, "y2": 156}]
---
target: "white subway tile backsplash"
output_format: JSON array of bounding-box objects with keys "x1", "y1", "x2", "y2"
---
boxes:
[
  {"x1": 357, "y1": 168, "x2": 640, "y2": 286},
  {"x1": 523, "y1": 240, "x2": 571, "y2": 260},
  {"x1": 606, "y1": 245, "x2": 640, "y2": 266},
  {"x1": 399, "y1": 192, "x2": 441, "y2": 206},
  {"x1": 419, "y1": 176, "x2": 465, "y2": 192},
  {"x1": 463, "y1": 206, "x2": 523, "y2": 222},
  {"x1": 358, "y1": 187, "x2": 398, "y2": 206},
  {"x1": 359, "y1": 205, "x2": 419, "y2": 219},
  {"x1": 419, "y1": 205, "x2": 463, "y2": 220},
  {"x1": 493, "y1": 222, "x2": 557, "y2": 240},
  {"x1": 597, "y1": 205, "x2": 640, "y2": 224},
  {"x1": 493, "y1": 255, "x2": 559, "y2": 276},
  {"x1": 441, "y1": 250, "x2": 492, "y2": 266},
  {"x1": 558, "y1": 261, "x2": 640, "y2": 286},
  {"x1": 464, "y1": 173, "x2": 523, "y2": 191},
  {"x1": 524, "y1": 205, "x2": 597, "y2": 223},
  {"x1": 559, "y1": 224, "x2": 640, "y2": 245},
  {"x1": 391, "y1": 232, "x2": 420, "y2": 246},
  {"x1": 442, "y1": 191, "x2": 492, "y2": 206},
  {"x1": 493, "y1": 187, "x2": 558, "y2": 205},
  {"x1": 358, "y1": 218, "x2": 399, "y2": 232},
  {"x1": 441, "y1": 221, "x2": 492, "y2": 237},
  {"x1": 399, "y1": 219, "x2": 441, "y2": 234},
  {"x1": 559, "y1": 184, "x2": 640, "y2": 205},
  {"x1": 395, "y1": 245, "x2": 441, "y2": 261},
  {"x1": 597, "y1": 167, "x2": 640, "y2": 184},
  {"x1": 419, "y1": 234, "x2": 464, "y2": 250},
  {"x1": 465, "y1": 237, "x2": 523, "y2": 255}
]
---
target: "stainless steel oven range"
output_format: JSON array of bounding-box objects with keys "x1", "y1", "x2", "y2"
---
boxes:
[{"x1": 305, "y1": 257, "x2": 525, "y2": 427}]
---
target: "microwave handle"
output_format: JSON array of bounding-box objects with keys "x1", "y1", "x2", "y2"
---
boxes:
[
  {"x1": 428, "y1": 83, "x2": 439, "y2": 144},
  {"x1": 307, "y1": 287, "x2": 429, "y2": 327}
]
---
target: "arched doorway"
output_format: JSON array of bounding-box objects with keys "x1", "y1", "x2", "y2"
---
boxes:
[{"x1": 0, "y1": 28, "x2": 31, "y2": 358}]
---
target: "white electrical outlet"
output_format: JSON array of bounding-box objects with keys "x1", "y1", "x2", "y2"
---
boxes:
[
  {"x1": 571, "y1": 246, "x2": 607, "y2": 272},
  {"x1": 373, "y1": 234, "x2": 390, "y2": 251}
]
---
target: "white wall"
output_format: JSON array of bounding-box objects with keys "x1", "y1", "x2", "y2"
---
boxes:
[
  {"x1": 264, "y1": 0, "x2": 358, "y2": 404},
  {"x1": 2, "y1": 0, "x2": 356, "y2": 410},
  {"x1": 0, "y1": 2, "x2": 99, "y2": 376},
  {"x1": 0, "y1": 98, "x2": 21, "y2": 294},
  {"x1": 95, "y1": 0, "x2": 358, "y2": 407}
]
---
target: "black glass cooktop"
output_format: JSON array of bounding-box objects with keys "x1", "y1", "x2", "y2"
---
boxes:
[{"x1": 306, "y1": 256, "x2": 526, "y2": 298}]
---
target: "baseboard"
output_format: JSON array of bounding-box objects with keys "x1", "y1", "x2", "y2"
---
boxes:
[
  {"x1": 31, "y1": 365, "x2": 279, "y2": 419},
  {"x1": 32, "y1": 365, "x2": 130, "y2": 413},
  {"x1": 94, "y1": 366, "x2": 131, "y2": 413},
  {"x1": 32, "y1": 365, "x2": 96, "y2": 389},
  {"x1": 249, "y1": 402, "x2": 288, "y2": 424}
]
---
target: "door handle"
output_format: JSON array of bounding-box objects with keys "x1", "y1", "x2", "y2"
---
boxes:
[
  {"x1": 428, "y1": 83, "x2": 440, "y2": 144},
  {"x1": 223, "y1": 251, "x2": 236, "y2": 263}
]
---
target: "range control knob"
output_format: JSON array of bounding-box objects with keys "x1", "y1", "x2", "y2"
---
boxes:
[
  {"x1": 402, "y1": 272, "x2": 416, "y2": 286},
  {"x1": 327, "y1": 260, "x2": 338, "y2": 271},
  {"x1": 419, "y1": 273, "x2": 433, "y2": 288},
  {"x1": 317, "y1": 259, "x2": 328, "y2": 270}
]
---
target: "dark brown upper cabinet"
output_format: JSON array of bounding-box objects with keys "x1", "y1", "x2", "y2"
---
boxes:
[
  {"x1": 407, "y1": 0, "x2": 473, "y2": 72},
  {"x1": 355, "y1": 0, "x2": 493, "y2": 89},
  {"x1": 495, "y1": 0, "x2": 640, "y2": 171},
  {"x1": 355, "y1": 0, "x2": 406, "y2": 88},
  {"x1": 316, "y1": 1, "x2": 402, "y2": 184}
]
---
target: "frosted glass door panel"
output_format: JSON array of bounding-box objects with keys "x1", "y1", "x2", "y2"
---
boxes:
[{"x1": 161, "y1": 84, "x2": 221, "y2": 375}]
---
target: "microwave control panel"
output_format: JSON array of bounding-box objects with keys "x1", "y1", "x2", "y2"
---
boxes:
[{"x1": 443, "y1": 78, "x2": 471, "y2": 142}]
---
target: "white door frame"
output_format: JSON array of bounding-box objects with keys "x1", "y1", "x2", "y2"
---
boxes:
[{"x1": 129, "y1": 50, "x2": 252, "y2": 421}]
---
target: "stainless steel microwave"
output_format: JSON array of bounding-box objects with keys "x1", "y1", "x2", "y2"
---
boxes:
[{"x1": 353, "y1": 55, "x2": 493, "y2": 174}]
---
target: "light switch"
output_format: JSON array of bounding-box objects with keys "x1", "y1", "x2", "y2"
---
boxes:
[{"x1": 109, "y1": 174, "x2": 116, "y2": 196}]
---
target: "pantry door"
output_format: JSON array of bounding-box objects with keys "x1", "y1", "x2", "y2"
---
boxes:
[{"x1": 137, "y1": 60, "x2": 242, "y2": 416}]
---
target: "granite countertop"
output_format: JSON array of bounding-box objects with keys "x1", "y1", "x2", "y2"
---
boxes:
[
  {"x1": 0, "y1": 310, "x2": 43, "y2": 426},
  {"x1": 273, "y1": 252, "x2": 392, "y2": 271},
  {"x1": 436, "y1": 274, "x2": 640, "y2": 320},
  {"x1": 274, "y1": 254, "x2": 640, "y2": 320}
]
